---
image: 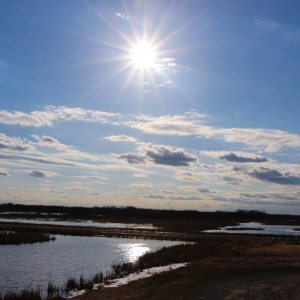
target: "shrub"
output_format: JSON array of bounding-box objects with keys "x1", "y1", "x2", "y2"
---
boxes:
[{"x1": 65, "y1": 278, "x2": 78, "y2": 291}]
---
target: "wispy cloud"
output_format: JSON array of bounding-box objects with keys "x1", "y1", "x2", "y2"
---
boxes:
[
  {"x1": 75, "y1": 175, "x2": 107, "y2": 181},
  {"x1": 115, "y1": 12, "x2": 131, "y2": 21},
  {"x1": 0, "y1": 106, "x2": 120, "y2": 127},
  {"x1": 126, "y1": 114, "x2": 300, "y2": 152},
  {"x1": 104, "y1": 135, "x2": 137, "y2": 143},
  {"x1": 2, "y1": 107, "x2": 299, "y2": 153},
  {"x1": 255, "y1": 19, "x2": 300, "y2": 43}
]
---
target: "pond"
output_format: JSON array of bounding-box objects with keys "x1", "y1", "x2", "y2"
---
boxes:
[
  {"x1": 0, "y1": 217, "x2": 156, "y2": 229},
  {"x1": 205, "y1": 222, "x2": 300, "y2": 235},
  {"x1": 0, "y1": 235, "x2": 181, "y2": 295}
]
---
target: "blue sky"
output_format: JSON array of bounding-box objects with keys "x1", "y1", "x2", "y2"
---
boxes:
[{"x1": 0, "y1": 0, "x2": 300, "y2": 213}]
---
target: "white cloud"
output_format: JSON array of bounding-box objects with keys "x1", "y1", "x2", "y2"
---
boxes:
[
  {"x1": 126, "y1": 114, "x2": 300, "y2": 152},
  {"x1": 105, "y1": 135, "x2": 137, "y2": 143},
  {"x1": 2, "y1": 107, "x2": 299, "y2": 153},
  {"x1": 115, "y1": 12, "x2": 131, "y2": 20},
  {"x1": 125, "y1": 113, "x2": 208, "y2": 136},
  {"x1": 0, "y1": 110, "x2": 49, "y2": 127},
  {"x1": 0, "y1": 106, "x2": 120, "y2": 127}
]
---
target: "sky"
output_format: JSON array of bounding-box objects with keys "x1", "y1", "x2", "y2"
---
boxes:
[{"x1": 0, "y1": 0, "x2": 300, "y2": 213}]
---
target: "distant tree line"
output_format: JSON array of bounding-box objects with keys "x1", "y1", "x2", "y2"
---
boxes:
[{"x1": 1, "y1": 202, "x2": 299, "y2": 222}]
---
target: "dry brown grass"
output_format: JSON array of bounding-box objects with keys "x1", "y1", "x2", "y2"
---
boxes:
[{"x1": 76, "y1": 234, "x2": 300, "y2": 300}]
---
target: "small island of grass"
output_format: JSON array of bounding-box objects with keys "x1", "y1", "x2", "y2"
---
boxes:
[{"x1": 0, "y1": 231, "x2": 55, "y2": 245}]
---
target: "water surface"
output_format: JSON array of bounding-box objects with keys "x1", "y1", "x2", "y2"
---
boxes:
[
  {"x1": 0, "y1": 235, "x2": 181, "y2": 294},
  {"x1": 0, "y1": 217, "x2": 155, "y2": 229},
  {"x1": 205, "y1": 222, "x2": 300, "y2": 235}
]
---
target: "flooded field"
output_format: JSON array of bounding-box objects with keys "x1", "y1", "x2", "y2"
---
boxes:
[
  {"x1": 0, "y1": 217, "x2": 156, "y2": 229},
  {"x1": 205, "y1": 222, "x2": 300, "y2": 236}
]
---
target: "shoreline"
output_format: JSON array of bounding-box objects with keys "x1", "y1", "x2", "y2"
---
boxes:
[
  {"x1": 0, "y1": 221, "x2": 198, "y2": 241},
  {"x1": 73, "y1": 233, "x2": 300, "y2": 300},
  {"x1": 0, "y1": 221, "x2": 298, "y2": 242},
  {"x1": 2, "y1": 222, "x2": 300, "y2": 299}
]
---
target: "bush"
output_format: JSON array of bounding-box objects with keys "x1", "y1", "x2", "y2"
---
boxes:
[
  {"x1": 92, "y1": 272, "x2": 103, "y2": 284},
  {"x1": 65, "y1": 278, "x2": 78, "y2": 291}
]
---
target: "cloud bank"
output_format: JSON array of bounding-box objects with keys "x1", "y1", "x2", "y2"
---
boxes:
[{"x1": 1, "y1": 107, "x2": 300, "y2": 153}]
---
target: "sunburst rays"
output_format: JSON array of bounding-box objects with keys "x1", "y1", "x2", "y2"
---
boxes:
[{"x1": 54, "y1": 0, "x2": 224, "y2": 110}]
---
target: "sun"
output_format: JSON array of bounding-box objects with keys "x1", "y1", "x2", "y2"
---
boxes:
[{"x1": 130, "y1": 40, "x2": 157, "y2": 70}]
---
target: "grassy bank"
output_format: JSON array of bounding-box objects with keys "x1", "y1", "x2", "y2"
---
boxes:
[
  {"x1": 3, "y1": 234, "x2": 300, "y2": 299},
  {"x1": 0, "y1": 231, "x2": 55, "y2": 245},
  {"x1": 75, "y1": 234, "x2": 300, "y2": 299}
]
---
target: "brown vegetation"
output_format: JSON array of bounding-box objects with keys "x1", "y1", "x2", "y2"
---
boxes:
[
  {"x1": 0, "y1": 290, "x2": 42, "y2": 300},
  {"x1": 0, "y1": 231, "x2": 55, "y2": 245},
  {"x1": 75, "y1": 235, "x2": 300, "y2": 300},
  {"x1": 2, "y1": 204, "x2": 300, "y2": 299}
]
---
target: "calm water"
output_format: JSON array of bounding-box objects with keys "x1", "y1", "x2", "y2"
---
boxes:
[
  {"x1": 0, "y1": 235, "x2": 181, "y2": 294},
  {"x1": 205, "y1": 222, "x2": 300, "y2": 235},
  {"x1": 0, "y1": 217, "x2": 156, "y2": 229}
]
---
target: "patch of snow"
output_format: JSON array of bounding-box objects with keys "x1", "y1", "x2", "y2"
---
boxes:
[
  {"x1": 68, "y1": 263, "x2": 187, "y2": 298},
  {"x1": 69, "y1": 289, "x2": 86, "y2": 298},
  {"x1": 104, "y1": 263, "x2": 187, "y2": 288}
]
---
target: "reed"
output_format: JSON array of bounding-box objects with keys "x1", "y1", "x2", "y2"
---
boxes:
[{"x1": 0, "y1": 289, "x2": 42, "y2": 300}]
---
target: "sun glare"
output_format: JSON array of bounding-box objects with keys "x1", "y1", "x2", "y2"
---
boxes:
[{"x1": 131, "y1": 40, "x2": 157, "y2": 69}]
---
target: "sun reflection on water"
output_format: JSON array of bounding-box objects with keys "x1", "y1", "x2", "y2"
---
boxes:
[{"x1": 119, "y1": 243, "x2": 151, "y2": 262}]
